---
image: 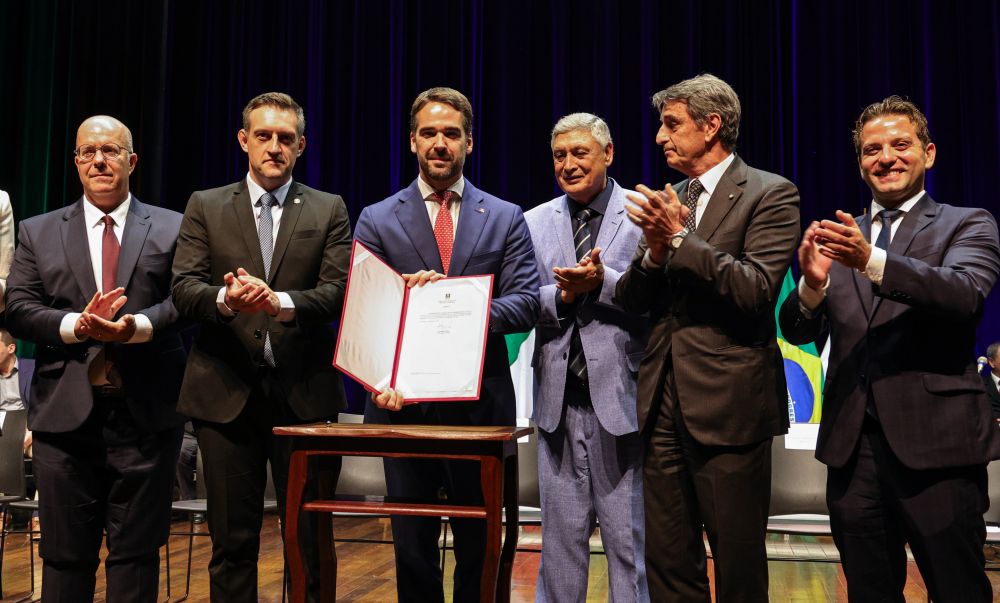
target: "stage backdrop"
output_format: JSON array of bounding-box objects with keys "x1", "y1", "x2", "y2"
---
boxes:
[{"x1": 3, "y1": 0, "x2": 999, "y2": 390}]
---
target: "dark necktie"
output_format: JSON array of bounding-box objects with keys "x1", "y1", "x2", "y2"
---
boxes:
[
  {"x1": 258, "y1": 193, "x2": 276, "y2": 366},
  {"x1": 683, "y1": 178, "x2": 703, "y2": 231},
  {"x1": 431, "y1": 190, "x2": 456, "y2": 274},
  {"x1": 874, "y1": 208, "x2": 903, "y2": 251},
  {"x1": 101, "y1": 215, "x2": 119, "y2": 293},
  {"x1": 567, "y1": 207, "x2": 594, "y2": 385}
]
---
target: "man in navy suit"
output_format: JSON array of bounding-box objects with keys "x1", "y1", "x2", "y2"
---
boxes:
[
  {"x1": 354, "y1": 87, "x2": 539, "y2": 603},
  {"x1": 524, "y1": 113, "x2": 648, "y2": 602},
  {"x1": 983, "y1": 342, "x2": 1000, "y2": 419},
  {"x1": 6, "y1": 115, "x2": 186, "y2": 602},
  {"x1": 779, "y1": 96, "x2": 1000, "y2": 603}
]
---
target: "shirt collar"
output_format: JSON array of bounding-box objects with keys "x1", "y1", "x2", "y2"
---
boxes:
[
  {"x1": 692, "y1": 152, "x2": 736, "y2": 197},
  {"x1": 83, "y1": 193, "x2": 132, "y2": 227},
  {"x1": 246, "y1": 174, "x2": 293, "y2": 207},
  {"x1": 417, "y1": 175, "x2": 465, "y2": 201},
  {"x1": 870, "y1": 191, "x2": 925, "y2": 219},
  {"x1": 567, "y1": 177, "x2": 615, "y2": 217}
]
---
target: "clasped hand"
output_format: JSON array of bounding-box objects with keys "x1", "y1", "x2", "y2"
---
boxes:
[
  {"x1": 624, "y1": 184, "x2": 690, "y2": 264},
  {"x1": 224, "y1": 267, "x2": 280, "y2": 315},
  {"x1": 369, "y1": 269, "x2": 444, "y2": 411},
  {"x1": 74, "y1": 288, "x2": 136, "y2": 342},
  {"x1": 554, "y1": 247, "x2": 604, "y2": 303},
  {"x1": 798, "y1": 210, "x2": 872, "y2": 289}
]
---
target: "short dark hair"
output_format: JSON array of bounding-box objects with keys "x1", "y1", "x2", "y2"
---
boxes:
[
  {"x1": 0, "y1": 329, "x2": 15, "y2": 347},
  {"x1": 242, "y1": 92, "x2": 305, "y2": 137},
  {"x1": 988, "y1": 342, "x2": 1000, "y2": 362},
  {"x1": 409, "y1": 87, "x2": 473, "y2": 136},
  {"x1": 852, "y1": 95, "x2": 932, "y2": 158},
  {"x1": 652, "y1": 73, "x2": 741, "y2": 150}
]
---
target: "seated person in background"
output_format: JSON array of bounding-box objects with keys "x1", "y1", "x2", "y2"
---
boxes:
[{"x1": 982, "y1": 342, "x2": 1000, "y2": 420}]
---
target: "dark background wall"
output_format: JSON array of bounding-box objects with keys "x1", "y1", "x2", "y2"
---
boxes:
[{"x1": 2, "y1": 0, "x2": 999, "y2": 354}]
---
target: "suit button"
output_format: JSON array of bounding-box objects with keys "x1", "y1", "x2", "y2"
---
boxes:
[{"x1": 254, "y1": 329, "x2": 262, "y2": 339}]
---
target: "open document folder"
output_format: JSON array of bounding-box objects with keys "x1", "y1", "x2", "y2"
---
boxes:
[{"x1": 333, "y1": 241, "x2": 493, "y2": 403}]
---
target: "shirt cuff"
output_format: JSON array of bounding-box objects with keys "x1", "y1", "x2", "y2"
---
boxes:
[
  {"x1": 127, "y1": 314, "x2": 153, "y2": 343},
  {"x1": 60, "y1": 313, "x2": 86, "y2": 344},
  {"x1": 216, "y1": 287, "x2": 237, "y2": 317},
  {"x1": 797, "y1": 275, "x2": 829, "y2": 315},
  {"x1": 863, "y1": 247, "x2": 887, "y2": 286},
  {"x1": 0, "y1": 278, "x2": 5, "y2": 312},
  {"x1": 275, "y1": 291, "x2": 295, "y2": 322},
  {"x1": 641, "y1": 249, "x2": 664, "y2": 270}
]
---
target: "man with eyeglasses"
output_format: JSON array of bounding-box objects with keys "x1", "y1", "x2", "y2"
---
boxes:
[{"x1": 5, "y1": 115, "x2": 187, "y2": 602}]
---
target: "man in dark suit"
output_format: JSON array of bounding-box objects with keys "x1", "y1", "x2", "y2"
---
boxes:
[
  {"x1": 983, "y1": 342, "x2": 1000, "y2": 419},
  {"x1": 618, "y1": 74, "x2": 800, "y2": 602},
  {"x1": 6, "y1": 115, "x2": 186, "y2": 602},
  {"x1": 354, "y1": 87, "x2": 539, "y2": 603},
  {"x1": 171, "y1": 92, "x2": 352, "y2": 603},
  {"x1": 779, "y1": 96, "x2": 1000, "y2": 603}
]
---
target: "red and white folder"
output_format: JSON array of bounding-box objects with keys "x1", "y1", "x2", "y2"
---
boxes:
[{"x1": 333, "y1": 240, "x2": 493, "y2": 403}]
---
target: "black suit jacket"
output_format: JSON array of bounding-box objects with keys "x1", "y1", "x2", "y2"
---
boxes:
[
  {"x1": 616, "y1": 155, "x2": 800, "y2": 446},
  {"x1": 982, "y1": 372, "x2": 1000, "y2": 419},
  {"x1": 5, "y1": 197, "x2": 186, "y2": 433},
  {"x1": 780, "y1": 194, "x2": 1000, "y2": 470},
  {"x1": 171, "y1": 180, "x2": 352, "y2": 423}
]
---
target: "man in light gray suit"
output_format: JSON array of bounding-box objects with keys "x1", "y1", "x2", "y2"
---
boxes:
[{"x1": 524, "y1": 113, "x2": 649, "y2": 602}]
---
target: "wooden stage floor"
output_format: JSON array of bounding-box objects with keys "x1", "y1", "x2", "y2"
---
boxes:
[{"x1": 2, "y1": 514, "x2": 998, "y2": 601}]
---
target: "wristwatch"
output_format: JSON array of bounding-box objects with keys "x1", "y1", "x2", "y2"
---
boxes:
[{"x1": 670, "y1": 227, "x2": 690, "y2": 249}]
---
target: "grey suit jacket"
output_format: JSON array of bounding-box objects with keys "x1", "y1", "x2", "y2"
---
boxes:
[
  {"x1": 617, "y1": 155, "x2": 800, "y2": 446},
  {"x1": 525, "y1": 181, "x2": 648, "y2": 436},
  {"x1": 171, "y1": 179, "x2": 352, "y2": 423},
  {"x1": 6, "y1": 197, "x2": 186, "y2": 433}
]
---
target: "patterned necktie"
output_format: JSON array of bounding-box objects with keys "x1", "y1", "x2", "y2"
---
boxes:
[
  {"x1": 101, "y1": 215, "x2": 119, "y2": 293},
  {"x1": 567, "y1": 207, "x2": 594, "y2": 385},
  {"x1": 683, "y1": 178, "x2": 703, "y2": 231},
  {"x1": 431, "y1": 190, "x2": 456, "y2": 274},
  {"x1": 258, "y1": 192, "x2": 276, "y2": 367},
  {"x1": 874, "y1": 208, "x2": 903, "y2": 251}
]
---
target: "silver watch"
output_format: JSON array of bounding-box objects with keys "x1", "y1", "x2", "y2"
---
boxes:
[{"x1": 670, "y1": 227, "x2": 690, "y2": 249}]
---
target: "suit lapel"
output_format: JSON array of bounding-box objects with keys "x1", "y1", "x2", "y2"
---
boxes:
[
  {"x1": 394, "y1": 180, "x2": 442, "y2": 272},
  {"x1": 61, "y1": 199, "x2": 98, "y2": 299},
  {"x1": 552, "y1": 197, "x2": 576, "y2": 267},
  {"x1": 231, "y1": 181, "x2": 266, "y2": 278},
  {"x1": 852, "y1": 213, "x2": 875, "y2": 318},
  {"x1": 594, "y1": 182, "x2": 626, "y2": 253},
  {"x1": 268, "y1": 182, "x2": 304, "y2": 284},
  {"x1": 870, "y1": 194, "x2": 937, "y2": 320},
  {"x1": 449, "y1": 179, "x2": 488, "y2": 276},
  {"x1": 116, "y1": 198, "x2": 151, "y2": 293},
  {"x1": 694, "y1": 156, "x2": 747, "y2": 241}
]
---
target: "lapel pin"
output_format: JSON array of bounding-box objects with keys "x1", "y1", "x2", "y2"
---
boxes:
[
  {"x1": 293, "y1": 198, "x2": 301, "y2": 204},
  {"x1": 477, "y1": 207, "x2": 485, "y2": 213},
  {"x1": 728, "y1": 194, "x2": 734, "y2": 199}
]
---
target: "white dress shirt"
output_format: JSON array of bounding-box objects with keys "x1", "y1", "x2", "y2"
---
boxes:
[
  {"x1": 215, "y1": 174, "x2": 295, "y2": 320},
  {"x1": 58, "y1": 195, "x2": 153, "y2": 344},
  {"x1": 417, "y1": 175, "x2": 464, "y2": 237}
]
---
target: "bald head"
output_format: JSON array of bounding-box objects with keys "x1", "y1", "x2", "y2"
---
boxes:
[{"x1": 74, "y1": 115, "x2": 137, "y2": 212}]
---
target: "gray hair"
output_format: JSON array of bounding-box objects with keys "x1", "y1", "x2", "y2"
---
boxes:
[
  {"x1": 988, "y1": 342, "x2": 1000, "y2": 362},
  {"x1": 652, "y1": 73, "x2": 741, "y2": 150},
  {"x1": 550, "y1": 113, "x2": 613, "y2": 149}
]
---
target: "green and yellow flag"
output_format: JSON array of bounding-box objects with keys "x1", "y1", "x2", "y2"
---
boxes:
[{"x1": 775, "y1": 270, "x2": 824, "y2": 423}]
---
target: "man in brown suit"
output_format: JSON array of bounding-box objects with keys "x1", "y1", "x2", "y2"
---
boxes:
[{"x1": 618, "y1": 74, "x2": 800, "y2": 602}]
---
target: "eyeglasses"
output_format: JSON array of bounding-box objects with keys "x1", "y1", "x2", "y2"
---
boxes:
[{"x1": 74, "y1": 143, "x2": 132, "y2": 162}]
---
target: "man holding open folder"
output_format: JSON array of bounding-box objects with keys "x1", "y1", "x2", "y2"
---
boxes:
[{"x1": 353, "y1": 86, "x2": 539, "y2": 603}]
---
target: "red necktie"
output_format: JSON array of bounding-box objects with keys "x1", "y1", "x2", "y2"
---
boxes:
[
  {"x1": 431, "y1": 191, "x2": 456, "y2": 274},
  {"x1": 102, "y1": 215, "x2": 120, "y2": 293}
]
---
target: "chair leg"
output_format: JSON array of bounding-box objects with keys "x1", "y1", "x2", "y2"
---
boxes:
[
  {"x1": 0, "y1": 506, "x2": 9, "y2": 599},
  {"x1": 439, "y1": 520, "x2": 448, "y2": 571},
  {"x1": 164, "y1": 527, "x2": 172, "y2": 599}
]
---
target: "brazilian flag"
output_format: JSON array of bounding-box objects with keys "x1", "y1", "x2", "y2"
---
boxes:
[{"x1": 775, "y1": 270, "x2": 824, "y2": 423}]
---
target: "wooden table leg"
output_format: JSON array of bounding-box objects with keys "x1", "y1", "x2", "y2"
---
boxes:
[
  {"x1": 479, "y1": 454, "x2": 503, "y2": 602},
  {"x1": 285, "y1": 450, "x2": 309, "y2": 603},
  {"x1": 496, "y1": 448, "x2": 519, "y2": 603}
]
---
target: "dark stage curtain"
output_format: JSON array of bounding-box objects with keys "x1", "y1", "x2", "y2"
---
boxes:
[{"x1": 3, "y1": 0, "x2": 1000, "y2": 356}]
